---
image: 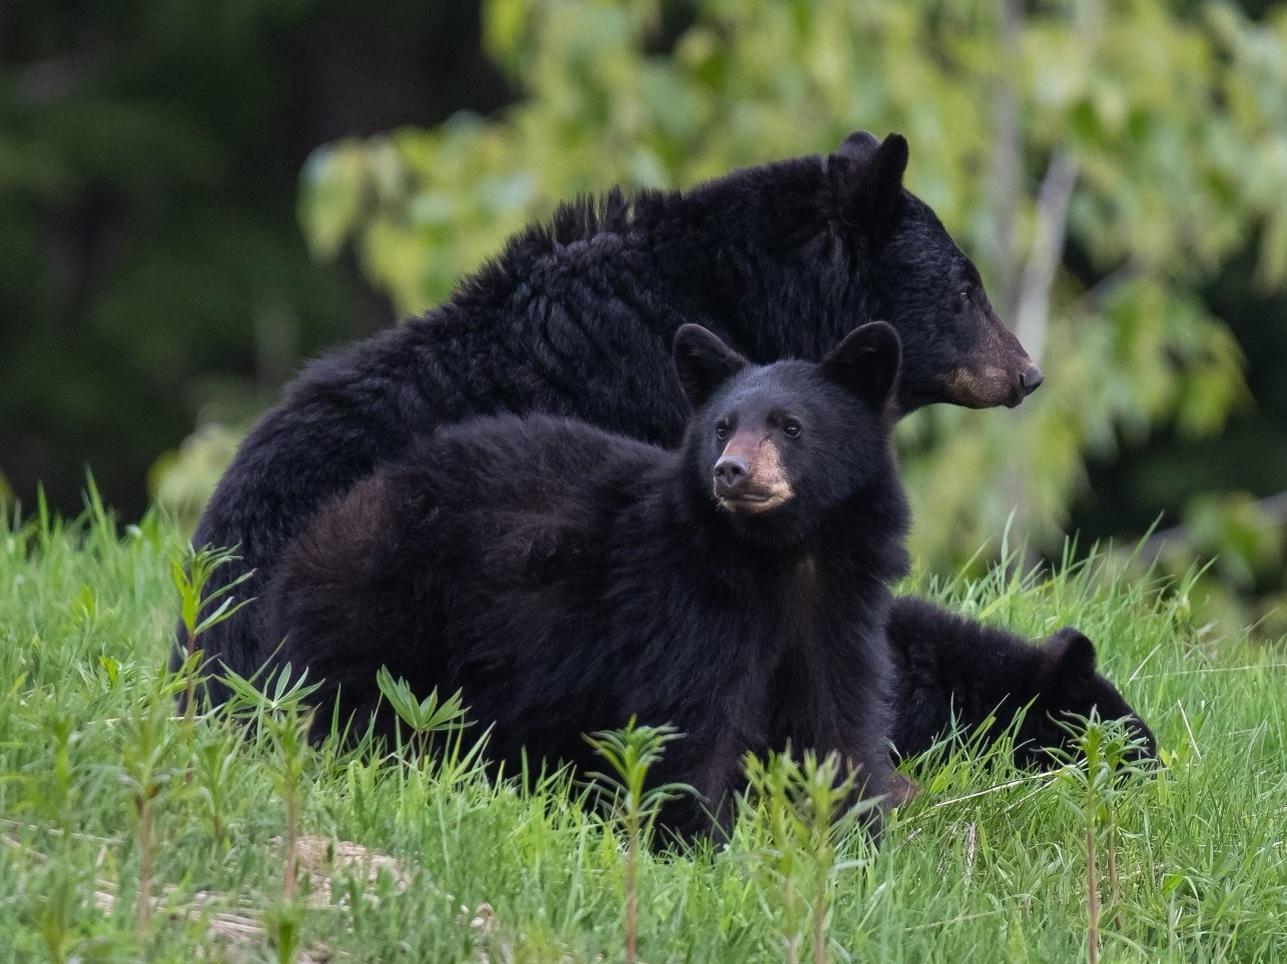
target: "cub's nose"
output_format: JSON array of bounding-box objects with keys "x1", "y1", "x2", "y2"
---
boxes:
[
  {"x1": 1018, "y1": 363, "x2": 1044, "y2": 397},
  {"x1": 713, "y1": 454, "x2": 749, "y2": 495}
]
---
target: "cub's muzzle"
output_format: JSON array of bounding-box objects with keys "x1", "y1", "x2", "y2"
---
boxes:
[{"x1": 712, "y1": 435, "x2": 794, "y2": 514}]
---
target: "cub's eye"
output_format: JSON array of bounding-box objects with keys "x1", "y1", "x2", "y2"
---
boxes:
[
  {"x1": 957, "y1": 287, "x2": 972, "y2": 305},
  {"x1": 782, "y1": 419, "x2": 802, "y2": 438},
  {"x1": 715, "y1": 420, "x2": 731, "y2": 440}
]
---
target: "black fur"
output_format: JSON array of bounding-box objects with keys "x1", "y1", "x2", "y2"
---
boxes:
[
  {"x1": 887, "y1": 598, "x2": 1157, "y2": 767},
  {"x1": 179, "y1": 133, "x2": 1038, "y2": 703},
  {"x1": 266, "y1": 326, "x2": 910, "y2": 837}
]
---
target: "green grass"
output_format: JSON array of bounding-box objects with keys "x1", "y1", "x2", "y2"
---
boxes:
[{"x1": 1, "y1": 497, "x2": 1285, "y2": 963}]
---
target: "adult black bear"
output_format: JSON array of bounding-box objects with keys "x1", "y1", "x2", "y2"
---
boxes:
[
  {"x1": 179, "y1": 131, "x2": 1042, "y2": 705},
  {"x1": 887, "y1": 598, "x2": 1157, "y2": 767},
  {"x1": 267, "y1": 323, "x2": 909, "y2": 837}
]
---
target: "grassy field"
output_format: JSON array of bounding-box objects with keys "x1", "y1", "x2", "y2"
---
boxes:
[{"x1": 1, "y1": 493, "x2": 1284, "y2": 963}]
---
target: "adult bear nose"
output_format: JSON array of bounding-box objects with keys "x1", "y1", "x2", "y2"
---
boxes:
[
  {"x1": 714, "y1": 454, "x2": 749, "y2": 493},
  {"x1": 1018, "y1": 363, "x2": 1044, "y2": 397}
]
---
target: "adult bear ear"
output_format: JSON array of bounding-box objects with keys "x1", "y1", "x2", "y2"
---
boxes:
[
  {"x1": 673, "y1": 324, "x2": 748, "y2": 409},
  {"x1": 1041, "y1": 628, "x2": 1098, "y2": 685},
  {"x1": 836, "y1": 132, "x2": 909, "y2": 235},
  {"x1": 821, "y1": 321, "x2": 901, "y2": 411}
]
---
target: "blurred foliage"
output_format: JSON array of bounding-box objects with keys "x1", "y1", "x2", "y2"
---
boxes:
[
  {"x1": 1145, "y1": 491, "x2": 1287, "y2": 638},
  {"x1": 148, "y1": 424, "x2": 244, "y2": 530},
  {"x1": 1183, "y1": 492, "x2": 1285, "y2": 591},
  {"x1": 296, "y1": 0, "x2": 1287, "y2": 586}
]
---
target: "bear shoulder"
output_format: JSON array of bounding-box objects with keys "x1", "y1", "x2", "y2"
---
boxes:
[{"x1": 407, "y1": 415, "x2": 663, "y2": 510}]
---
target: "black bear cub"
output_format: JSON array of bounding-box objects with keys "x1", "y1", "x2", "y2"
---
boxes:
[
  {"x1": 268, "y1": 322, "x2": 910, "y2": 836},
  {"x1": 887, "y1": 598, "x2": 1157, "y2": 767}
]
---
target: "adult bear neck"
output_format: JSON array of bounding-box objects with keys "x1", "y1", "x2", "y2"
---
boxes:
[{"x1": 641, "y1": 157, "x2": 886, "y2": 365}]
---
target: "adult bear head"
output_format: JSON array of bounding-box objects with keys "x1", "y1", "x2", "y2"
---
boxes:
[{"x1": 678, "y1": 131, "x2": 1042, "y2": 415}]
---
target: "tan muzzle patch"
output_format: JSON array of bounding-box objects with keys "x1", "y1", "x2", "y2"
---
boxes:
[
  {"x1": 941, "y1": 365, "x2": 1019, "y2": 409},
  {"x1": 714, "y1": 435, "x2": 795, "y2": 515}
]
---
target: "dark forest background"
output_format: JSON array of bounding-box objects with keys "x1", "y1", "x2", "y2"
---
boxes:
[{"x1": 1, "y1": 1, "x2": 510, "y2": 516}]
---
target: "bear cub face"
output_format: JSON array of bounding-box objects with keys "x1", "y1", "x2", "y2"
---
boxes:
[
  {"x1": 1018, "y1": 627, "x2": 1158, "y2": 768},
  {"x1": 673, "y1": 321, "x2": 901, "y2": 546}
]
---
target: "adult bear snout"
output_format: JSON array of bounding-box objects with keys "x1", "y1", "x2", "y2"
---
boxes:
[{"x1": 1018, "y1": 363, "x2": 1044, "y2": 397}]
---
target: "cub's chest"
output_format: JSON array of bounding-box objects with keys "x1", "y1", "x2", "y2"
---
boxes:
[
  {"x1": 778, "y1": 553, "x2": 822, "y2": 644},
  {"x1": 718, "y1": 553, "x2": 828, "y2": 663}
]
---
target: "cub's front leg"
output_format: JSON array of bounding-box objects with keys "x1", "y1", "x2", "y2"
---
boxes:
[
  {"x1": 640, "y1": 696, "x2": 774, "y2": 845},
  {"x1": 768, "y1": 644, "x2": 896, "y2": 832}
]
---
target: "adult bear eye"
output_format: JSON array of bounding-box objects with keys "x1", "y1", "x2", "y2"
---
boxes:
[
  {"x1": 716, "y1": 420, "x2": 731, "y2": 440},
  {"x1": 783, "y1": 419, "x2": 802, "y2": 438},
  {"x1": 957, "y1": 287, "x2": 972, "y2": 306}
]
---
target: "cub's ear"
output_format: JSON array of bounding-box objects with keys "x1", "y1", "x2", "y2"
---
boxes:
[
  {"x1": 821, "y1": 321, "x2": 901, "y2": 411},
  {"x1": 836, "y1": 132, "x2": 909, "y2": 234},
  {"x1": 672, "y1": 324, "x2": 747, "y2": 409},
  {"x1": 836, "y1": 130, "x2": 881, "y2": 164},
  {"x1": 1042, "y1": 628, "x2": 1097, "y2": 684}
]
